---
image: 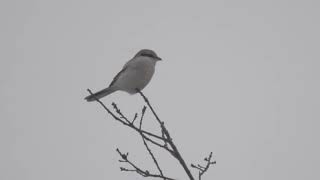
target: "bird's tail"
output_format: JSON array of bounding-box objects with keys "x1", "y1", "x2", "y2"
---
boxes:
[{"x1": 85, "y1": 87, "x2": 116, "y2": 102}]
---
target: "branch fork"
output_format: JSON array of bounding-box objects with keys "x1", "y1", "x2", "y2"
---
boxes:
[{"x1": 86, "y1": 89, "x2": 215, "y2": 180}]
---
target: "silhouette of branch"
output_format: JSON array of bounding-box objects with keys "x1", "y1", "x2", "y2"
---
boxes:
[
  {"x1": 116, "y1": 148, "x2": 176, "y2": 180},
  {"x1": 87, "y1": 89, "x2": 166, "y2": 142},
  {"x1": 139, "y1": 106, "x2": 147, "y2": 129},
  {"x1": 136, "y1": 89, "x2": 195, "y2": 180},
  {"x1": 110, "y1": 102, "x2": 173, "y2": 153},
  {"x1": 141, "y1": 136, "x2": 164, "y2": 178},
  {"x1": 86, "y1": 89, "x2": 173, "y2": 179},
  {"x1": 86, "y1": 89, "x2": 215, "y2": 180},
  {"x1": 191, "y1": 152, "x2": 216, "y2": 180}
]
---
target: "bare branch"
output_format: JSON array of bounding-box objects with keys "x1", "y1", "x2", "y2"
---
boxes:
[
  {"x1": 141, "y1": 137, "x2": 164, "y2": 178},
  {"x1": 86, "y1": 89, "x2": 173, "y2": 152},
  {"x1": 132, "y1": 113, "x2": 138, "y2": 124},
  {"x1": 136, "y1": 89, "x2": 195, "y2": 180},
  {"x1": 112, "y1": 102, "x2": 131, "y2": 124},
  {"x1": 86, "y1": 88, "x2": 214, "y2": 180},
  {"x1": 116, "y1": 148, "x2": 176, "y2": 180},
  {"x1": 191, "y1": 152, "x2": 216, "y2": 180},
  {"x1": 86, "y1": 89, "x2": 129, "y2": 126},
  {"x1": 139, "y1": 106, "x2": 147, "y2": 129}
]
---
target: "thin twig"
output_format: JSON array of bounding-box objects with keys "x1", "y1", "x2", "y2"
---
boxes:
[
  {"x1": 139, "y1": 106, "x2": 147, "y2": 129},
  {"x1": 191, "y1": 152, "x2": 216, "y2": 180},
  {"x1": 138, "y1": 107, "x2": 164, "y2": 179},
  {"x1": 141, "y1": 137, "x2": 164, "y2": 179},
  {"x1": 116, "y1": 148, "x2": 176, "y2": 180},
  {"x1": 112, "y1": 102, "x2": 131, "y2": 124},
  {"x1": 87, "y1": 88, "x2": 214, "y2": 180},
  {"x1": 136, "y1": 89, "x2": 195, "y2": 180},
  {"x1": 87, "y1": 89, "x2": 172, "y2": 152},
  {"x1": 132, "y1": 113, "x2": 138, "y2": 124},
  {"x1": 87, "y1": 89, "x2": 128, "y2": 125}
]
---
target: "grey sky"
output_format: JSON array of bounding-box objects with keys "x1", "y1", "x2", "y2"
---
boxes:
[{"x1": 1, "y1": 0, "x2": 319, "y2": 179}]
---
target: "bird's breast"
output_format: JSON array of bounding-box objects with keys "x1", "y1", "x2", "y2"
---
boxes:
[
  {"x1": 116, "y1": 58, "x2": 156, "y2": 93},
  {"x1": 133, "y1": 59, "x2": 155, "y2": 87}
]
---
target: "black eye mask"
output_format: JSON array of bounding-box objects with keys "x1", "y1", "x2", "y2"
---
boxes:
[{"x1": 141, "y1": 53, "x2": 155, "y2": 58}]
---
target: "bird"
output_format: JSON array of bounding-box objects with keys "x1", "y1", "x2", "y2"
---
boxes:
[{"x1": 85, "y1": 49, "x2": 162, "y2": 102}]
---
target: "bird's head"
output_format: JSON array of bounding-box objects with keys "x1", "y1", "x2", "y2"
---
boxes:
[{"x1": 135, "y1": 49, "x2": 162, "y2": 61}]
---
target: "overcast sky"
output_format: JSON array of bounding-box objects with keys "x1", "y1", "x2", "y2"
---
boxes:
[{"x1": 1, "y1": 0, "x2": 320, "y2": 179}]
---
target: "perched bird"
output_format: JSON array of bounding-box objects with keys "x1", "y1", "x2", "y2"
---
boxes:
[{"x1": 85, "y1": 49, "x2": 162, "y2": 102}]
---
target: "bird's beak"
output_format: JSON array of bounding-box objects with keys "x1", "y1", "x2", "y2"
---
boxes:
[{"x1": 155, "y1": 56, "x2": 162, "y2": 61}]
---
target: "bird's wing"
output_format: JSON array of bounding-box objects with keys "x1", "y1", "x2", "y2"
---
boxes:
[
  {"x1": 108, "y1": 66, "x2": 128, "y2": 87},
  {"x1": 109, "y1": 57, "x2": 136, "y2": 87}
]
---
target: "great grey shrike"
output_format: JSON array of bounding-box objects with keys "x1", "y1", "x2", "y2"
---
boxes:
[{"x1": 85, "y1": 49, "x2": 162, "y2": 102}]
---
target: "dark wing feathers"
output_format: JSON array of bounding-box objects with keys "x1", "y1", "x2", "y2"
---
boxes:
[{"x1": 108, "y1": 66, "x2": 127, "y2": 87}]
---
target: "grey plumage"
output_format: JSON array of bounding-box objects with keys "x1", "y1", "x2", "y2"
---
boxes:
[{"x1": 85, "y1": 49, "x2": 161, "y2": 102}]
